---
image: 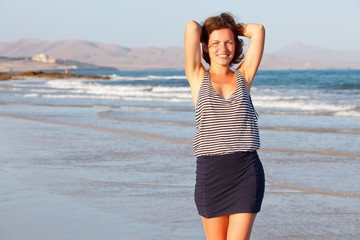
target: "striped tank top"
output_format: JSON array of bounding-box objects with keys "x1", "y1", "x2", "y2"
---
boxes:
[{"x1": 193, "y1": 70, "x2": 260, "y2": 157}]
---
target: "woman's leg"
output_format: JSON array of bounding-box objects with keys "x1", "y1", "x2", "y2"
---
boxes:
[
  {"x1": 227, "y1": 213, "x2": 257, "y2": 240},
  {"x1": 201, "y1": 215, "x2": 229, "y2": 240}
]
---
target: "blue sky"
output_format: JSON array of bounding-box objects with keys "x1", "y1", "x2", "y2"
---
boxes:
[{"x1": 0, "y1": 0, "x2": 359, "y2": 53}]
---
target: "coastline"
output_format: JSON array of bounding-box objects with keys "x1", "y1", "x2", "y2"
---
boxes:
[{"x1": 0, "y1": 71, "x2": 110, "y2": 81}]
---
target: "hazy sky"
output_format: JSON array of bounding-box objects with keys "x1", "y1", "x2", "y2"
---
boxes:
[{"x1": 0, "y1": 0, "x2": 359, "y2": 53}]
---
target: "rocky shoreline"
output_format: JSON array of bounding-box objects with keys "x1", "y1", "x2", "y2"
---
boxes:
[{"x1": 0, "y1": 71, "x2": 110, "y2": 81}]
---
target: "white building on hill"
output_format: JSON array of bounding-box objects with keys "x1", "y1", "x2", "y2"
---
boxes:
[{"x1": 32, "y1": 53, "x2": 56, "y2": 63}]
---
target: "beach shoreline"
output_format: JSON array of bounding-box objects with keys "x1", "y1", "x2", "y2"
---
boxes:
[{"x1": 1, "y1": 110, "x2": 359, "y2": 239}]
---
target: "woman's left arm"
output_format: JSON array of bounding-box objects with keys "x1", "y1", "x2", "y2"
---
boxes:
[{"x1": 238, "y1": 24, "x2": 265, "y2": 89}]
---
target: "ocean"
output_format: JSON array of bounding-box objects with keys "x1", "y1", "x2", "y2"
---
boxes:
[{"x1": 0, "y1": 69, "x2": 359, "y2": 239}]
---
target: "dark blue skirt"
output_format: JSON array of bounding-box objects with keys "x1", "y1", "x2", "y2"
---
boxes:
[{"x1": 195, "y1": 151, "x2": 265, "y2": 219}]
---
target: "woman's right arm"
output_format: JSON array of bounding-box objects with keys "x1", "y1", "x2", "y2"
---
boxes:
[{"x1": 184, "y1": 20, "x2": 205, "y2": 103}]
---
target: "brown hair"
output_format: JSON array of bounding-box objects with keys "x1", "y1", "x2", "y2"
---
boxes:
[{"x1": 201, "y1": 13, "x2": 244, "y2": 66}]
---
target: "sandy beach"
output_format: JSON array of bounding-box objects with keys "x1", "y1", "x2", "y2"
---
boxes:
[
  {"x1": 1, "y1": 109, "x2": 359, "y2": 239},
  {"x1": 0, "y1": 165, "x2": 161, "y2": 240},
  {"x1": 1, "y1": 70, "x2": 359, "y2": 239}
]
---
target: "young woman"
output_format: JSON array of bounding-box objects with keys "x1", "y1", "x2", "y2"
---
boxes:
[{"x1": 184, "y1": 13, "x2": 265, "y2": 240}]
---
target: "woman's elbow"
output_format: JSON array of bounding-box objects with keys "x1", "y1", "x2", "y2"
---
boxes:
[
  {"x1": 186, "y1": 20, "x2": 197, "y2": 27},
  {"x1": 186, "y1": 20, "x2": 201, "y2": 32},
  {"x1": 257, "y1": 24, "x2": 265, "y2": 35}
]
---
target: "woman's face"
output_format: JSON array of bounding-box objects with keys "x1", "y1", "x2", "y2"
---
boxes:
[{"x1": 207, "y1": 28, "x2": 235, "y2": 67}]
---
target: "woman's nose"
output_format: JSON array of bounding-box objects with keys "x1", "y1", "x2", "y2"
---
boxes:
[{"x1": 219, "y1": 43, "x2": 227, "y2": 51}]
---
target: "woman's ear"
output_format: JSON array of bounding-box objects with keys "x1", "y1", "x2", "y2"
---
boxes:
[{"x1": 202, "y1": 42, "x2": 208, "y2": 53}]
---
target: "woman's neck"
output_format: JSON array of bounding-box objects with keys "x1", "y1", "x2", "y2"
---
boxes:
[{"x1": 209, "y1": 65, "x2": 233, "y2": 76}]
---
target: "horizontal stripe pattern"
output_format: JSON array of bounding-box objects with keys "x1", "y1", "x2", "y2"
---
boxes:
[{"x1": 193, "y1": 70, "x2": 260, "y2": 156}]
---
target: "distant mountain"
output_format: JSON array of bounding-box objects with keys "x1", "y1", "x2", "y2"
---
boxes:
[
  {"x1": 271, "y1": 43, "x2": 360, "y2": 62},
  {"x1": 259, "y1": 43, "x2": 360, "y2": 70},
  {"x1": 0, "y1": 38, "x2": 184, "y2": 70},
  {"x1": 0, "y1": 39, "x2": 359, "y2": 71}
]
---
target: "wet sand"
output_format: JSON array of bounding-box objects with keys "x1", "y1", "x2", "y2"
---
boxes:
[
  {"x1": 1, "y1": 102, "x2": 359, "y2": 239},
  {"x1": 0, "y1": 172, "x2": 163, "y2": 240}
]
